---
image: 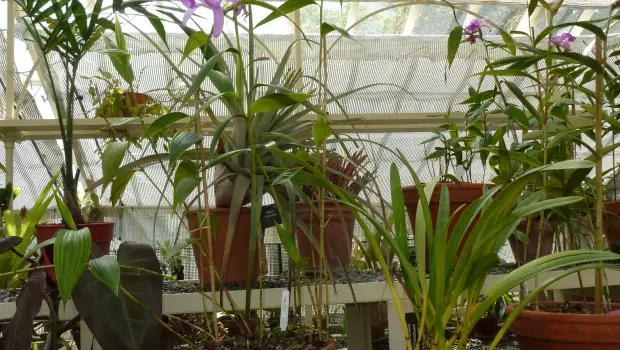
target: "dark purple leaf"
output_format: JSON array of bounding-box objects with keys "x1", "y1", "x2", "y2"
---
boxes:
[
  {"x1": 1, "y1": 270, "x2": 46, "y2": 350},
  {"x1": 0, "y1": 237, "x2": 23, "y2": 255}
]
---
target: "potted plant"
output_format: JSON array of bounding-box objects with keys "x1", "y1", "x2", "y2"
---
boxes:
[
  {"x1": 456, "y1": 3, "x2": 620, "y2": 349},
  {"x1": 85, "y1": 70, "x2": 166, "y2": 119},
  {"x1": 17, "y1": 0, "x2": 116, "y2": 256},
  {"x1": 296, "y1": 149, "x2": 373, "y2": 270},
  {"x1": 403, "y1": 116, "x2": 491, "y2": 265},
  {"x1": 472, "y1": 293, "x2": 512, "y2": 340}
]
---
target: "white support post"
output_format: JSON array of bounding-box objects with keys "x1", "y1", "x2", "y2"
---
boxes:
[
  {"x1": 387, "y1": 299, "x2": 413, "y2": 350},
  {"x1": 402, "y1": 5, "x2": 421, "y2": 35},
  {"x1": 345, "y1": 2, "x2": 360, "y2": 31},
  {"x1": 293, "y1": 9, "x2": 303, "y2": 91},
  {"x1": 516, "y1": 6, "x2": 544, "y2": 34},
  {"x1": 345, "y1": 303, "x2": 372, "y2": 350},
  {"x1": 303, "y1": 305, "x2": 313, "y2": 326},
  {"x1": 6, "y1": 0, "x2": 16, "y2": 121}
]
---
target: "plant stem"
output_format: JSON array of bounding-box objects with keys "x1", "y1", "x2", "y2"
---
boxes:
[{"x1": 594, "y1": 37, "x2": 604, "y2": 314}]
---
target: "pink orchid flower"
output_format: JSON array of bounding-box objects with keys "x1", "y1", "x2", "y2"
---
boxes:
[{"x1": 181, "y1": 0, "x2": 224, "y2": 38}]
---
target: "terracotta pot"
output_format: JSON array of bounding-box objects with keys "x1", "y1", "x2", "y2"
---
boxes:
[
  {"x1": 604, "y1": 201, "x2": 620, "y2": 253},
  {"x1": 472, "y1": 316, "x2": 498, "y2": 340},
  {"x1": 35, "y1": 222, "x2": 115, "y2": 280},
  {"x1": 508, "y1": 219, "x2": 554, "y2": 264},
  {"x1": 187, "y1": 207, "x2": 259, "y2": 286},
  {"x1": 120, "y1": 92, "x2": 150, "y2": 117},
  {"x1": 370, "y1": 302, "x2": 388, "y2": 341},
  {"x1": 320, "y1": 342, "x2": 336, "y2": 350},
  {"x1": 402, "y1": 183, "x2": 488, "y2": 265},
  {"x1": 507, "y1": 302, "x2": 620, "y2": 350},
  {"x1": 221, "y1": 318, "x2": 260, "y2": 337},
  {"x1": 295, "y1": 201, "x2": 355, "y2": 270}
]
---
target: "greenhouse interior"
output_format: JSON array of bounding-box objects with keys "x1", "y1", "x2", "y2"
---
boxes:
[{"x1": 3, "y1": 0, "x2": 620, "y2": 349}]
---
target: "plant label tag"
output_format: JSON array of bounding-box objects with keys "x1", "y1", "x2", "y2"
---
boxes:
[
  {"x1": 261, "y1": 204, "x2": 282, "y2": 229},
  {"x1": 279, "y1": 289, "x2": 290, "y2": 331},
  {"x1": 405, "y1": 312, "x2": 417, "y2": 348}
]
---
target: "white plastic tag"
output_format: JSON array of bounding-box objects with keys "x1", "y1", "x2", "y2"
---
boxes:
[{"x1": 279, "y1": 289, "x2": 290, "y2": 331}]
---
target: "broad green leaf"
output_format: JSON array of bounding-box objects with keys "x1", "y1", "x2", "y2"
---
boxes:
[
  {"x1": 24, "y1": 237, "x2": 56, "y2": 260},
  {"x1": 527, "y1": 0, "x2": 538, "y2": 17},
  {"x1": 504, "y1": 81, "x2": 539, "y2": 121},
  {"x1": 208, "y1": 70, "x2": 235, "y2": 94},
  {"x1": 54, "y1": 228, "x2": 92, "y2": 305},
  {"x1": 504, "y1": 104, "x2": 529, "y2": 127},
  {"x1": 249, "y1": 93, "x2": 312, "y2": 114},
  {"x1": 183, "y1": 49, "x2": 234, "y2": 101},
  {"x1": 272, "y1": 168, "x2": 302, "y2": 186},
  {"x1": 71, "y1": 0, "x2": 87, "y2": 38},
  {"x1": 146, "y1": 112, "x2": 190, "y2": 137},
  {"x1": 168, "y1": 132, "x2": 203, "y2": 166},
  {"x1": 174, "y1": 160, "x2": 199, "y2": 186},
  {"x1": 114, "y1": 17, "x2": 127, "y2": 51},
  {"x1": 256, "y1": 0, "x2": 316, "y2": 28},
  {"x1": 390, "y1": 164, "x2": 407, "y2": 255},
  {"x1": 110, "y1": 170, "x2": 135, "y2": 207},
  {"x1": 312, "y1": 119, "x2": 331, "y2": 147},
  {"x1": 477, "y1": 70, "x2": 540, "y2": 84},
  {"x1": 545, "y1": 159, "x2": 595, "y2": 170},
  {"x1": 89, "y1": 255, "x2": 120, "y2": 296},
  {"x1": 104, "y1": 37, "x2": 134, "y2": 86},
  {"x1": 181, "y1": 31, "x2": 210, "y2": 63},
  {"x1": 102, "y1": 141, "x2": 129, "y2": 193},
  {"x1": 447, "y1": 26, "x2": 462, "y2": 68},
  {"x1": 168, "y1": 237, "x2": 199, "y2": 257},
  {"x1": 173, "y1": 178, "x2": 200, "y2": 211},
  {"x1": 54, "y1": 194, "x2": 76, "y2": 231},
  {"x1": 550, "y1": 51, "x2": 603, "y2": 74}
]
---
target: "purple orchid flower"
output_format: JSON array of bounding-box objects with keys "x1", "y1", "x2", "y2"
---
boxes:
[
  {"x1": 229, "y1": 0, "x2": 248, "y2": 17},
  {"x1": 550, "y1": 32, "x2": 576, "y2": 52},
  {"x1": 463, "y1": 18, "x2": 489, "y2": 45},
  {"x1": 181, "y1": 0, "x2": 224, "y2": 38}
]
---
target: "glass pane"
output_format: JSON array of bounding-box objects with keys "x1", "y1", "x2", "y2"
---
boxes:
[{"x1": 412, "y1": 5, "x2": 463, "y2": 35}]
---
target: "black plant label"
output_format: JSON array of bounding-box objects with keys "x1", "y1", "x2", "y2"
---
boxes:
[
  {"x1": 261, "y1": 204, "x2": 282, "y2": 229},
  {"x1": 406, "y1": 312, "x2": 418, "y2": 348}
]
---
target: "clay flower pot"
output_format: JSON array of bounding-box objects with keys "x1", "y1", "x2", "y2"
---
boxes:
[
  {"x1": 320, "y1": 342, "x2": 336, "y2": 350},
  {"x1": 402, "y1": 182, "x2": 488, "y2": 265},
  {"x1": 604, "y1": 201, "x2": 620, "y2": 253},
  {"x1": 472, "y1": 316, "x2": 499, "y2": 340},
  {"x1": 508, "y1": 219, "x2": 555, "y2": 264},
  {"x1": 507, "y1": 302, "x2": 620, "y2": 350},
  {"x1": 35, "y1": 222, "x2": 115, "y2": 280},
  {"x1": 295, "y1": 200, "x2": 355, "y2": 270},
  {"x1": 187, "y1": 207, "x2": 259, "y2": 287}
]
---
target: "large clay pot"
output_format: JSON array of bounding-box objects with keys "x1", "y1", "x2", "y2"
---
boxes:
[
  {"x1": 604, "y1": 201, "x2": 620, "y2": 253},
  {"x1": 187, "y1": 207, "x2": 259, "y2": 286},
  {"x1": 295, "y1": 201, "x2": 355, "y2": 270},
  {"x1": 472, "y1": 316, "x2": 498, "y2": 340},
  {"x1": 402, "y1": 183, "x2": 488, "y2": 265},
  {"x1": 507, "y1": 302, "x2": 620, "y2": 350},
  {"x1": 35, "y1": 222, "x2": 115, "y2": 280},
  {"x1": 120, "y1": 92, "x2": 150, "y2": 117},
  {"x1": 508, "y1": 219, "x2": 555, "y2": 264}
]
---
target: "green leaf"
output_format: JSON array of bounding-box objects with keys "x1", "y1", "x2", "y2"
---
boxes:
[
  {"x1": 390, "y1": 164, "x2": 407, "y2": 253},
  {"x1": 272, "y1": 168, "x2": 302, "y2": 186},
  {"x1": 102, "y1": 141, "x2": 129, "y2": 193},
  {"x1": 528, "y1": 0, "x2": 538, "y2": 17},
  {"x1": 71, "y1": 0, "x2": 88, "y2": 38},
  {"x1": 146, "y1": 112, "x2": 190, "y2": 137},
  {"x1": 54, "y1": 193, "x2": 76, "y2": 231},
  {"x1": 500, "y1": 30, "x2": 516, "y2": 55},
  {"x1": 183, "y1": 49, "x2": 234, "y2": 101},
  {"x1": 169, "y1": 132, "x2": 203, "y2": 166},
  {"x1": 114, "y1": 17, "x2": 127, "y2": 51},
  {"x1": 550, "y1": 51, "x2": 603, "y2": 74},
  {"x1": 168, "y1": 237, "x2": 198, "y2": 257},
  {"x1": 447, "y1": 26, "x2": 462, "y2": 68},
  {"x1": 104, "y1": 38, "x2": 134, "y2": 86},
  {"x1": 256, "y1": 0, "x2": 316, "y2": 28},
  {"x1": 110, "y1": 170, "x2": 135, "y2": 207},
  {"x1": 504, "y1": 81, "x2": 539, "y2": 121},
  {"x1": 477, "y1": 70, "x2": 540, "y2": 84},
  {"x1": 181, "y1": 31, "x2": 210, "y2": 64},
  {"x1": 504, "y1": 104, "x2": 529, "y2": 127},
  {"x1": 208, "y1": 70, "x2": 235, "y2": 94},
  {"x1": 312, "y1": 119, "x2": 331, "y2": 147},
  {"x1": 89, "y1": 255, "x2": 120, "y2": 296},
  {"x1": 250, "y1": 93, "x2": 312, "y2": 114},
  {"x1": 54, "y1": 228, "x2": 92, "y2": 305},
  {"x1": 320, "y1": 22, "x2": 352, "y2": 39}
]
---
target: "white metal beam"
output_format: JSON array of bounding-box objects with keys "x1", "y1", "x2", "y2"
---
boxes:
[
  {"x1": 402, "y1": 5, "x2": 422, "y2": 35},
  {"x1": 571, "y1": 9, "x2": 596, "y2": 37},
  {"x1": 516, "y1": 6, "x2": 544, "y2": 34},
  {"x1": 327, "y1": 0, "x2": 609, "y2": 8},
  {"x1": 346, "y1": 2, "x2": 360, "y2": 31}
]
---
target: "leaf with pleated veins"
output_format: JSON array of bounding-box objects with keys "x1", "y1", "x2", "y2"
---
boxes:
[
  {"x1": 0, "y1": 237, "x2": 23, "y2": 255},
  {"x1": 249, "y1": 92, "x2": 312, "y2": 115},
  {"x1": 54, "y1": 228, "x2": 92, "y2": 306},
  {"x1": 169, "y1": 132, "x2": 203, "y2": 166}
]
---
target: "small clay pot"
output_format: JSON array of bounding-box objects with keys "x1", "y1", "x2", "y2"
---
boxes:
[
  {"x1": 472, "y1": 316, "x2": 499, "y2": 340},
  {"x1": 508, "y1": 219, "x2": 555, "y2": 264},
  {"x1": 320, "y1": 342, "x2": 336, "y2": 350}
]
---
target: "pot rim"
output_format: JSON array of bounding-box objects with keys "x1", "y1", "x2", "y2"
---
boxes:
[
  {"x1": 506, "y1": 302, "x2": 620, "y2": 323},
  {"x1": 402, "y1": 182, "x2": 494, "y2": 190},
  {"x1": 35, "y1": 221, "x2": 114, "y2": 228}
]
